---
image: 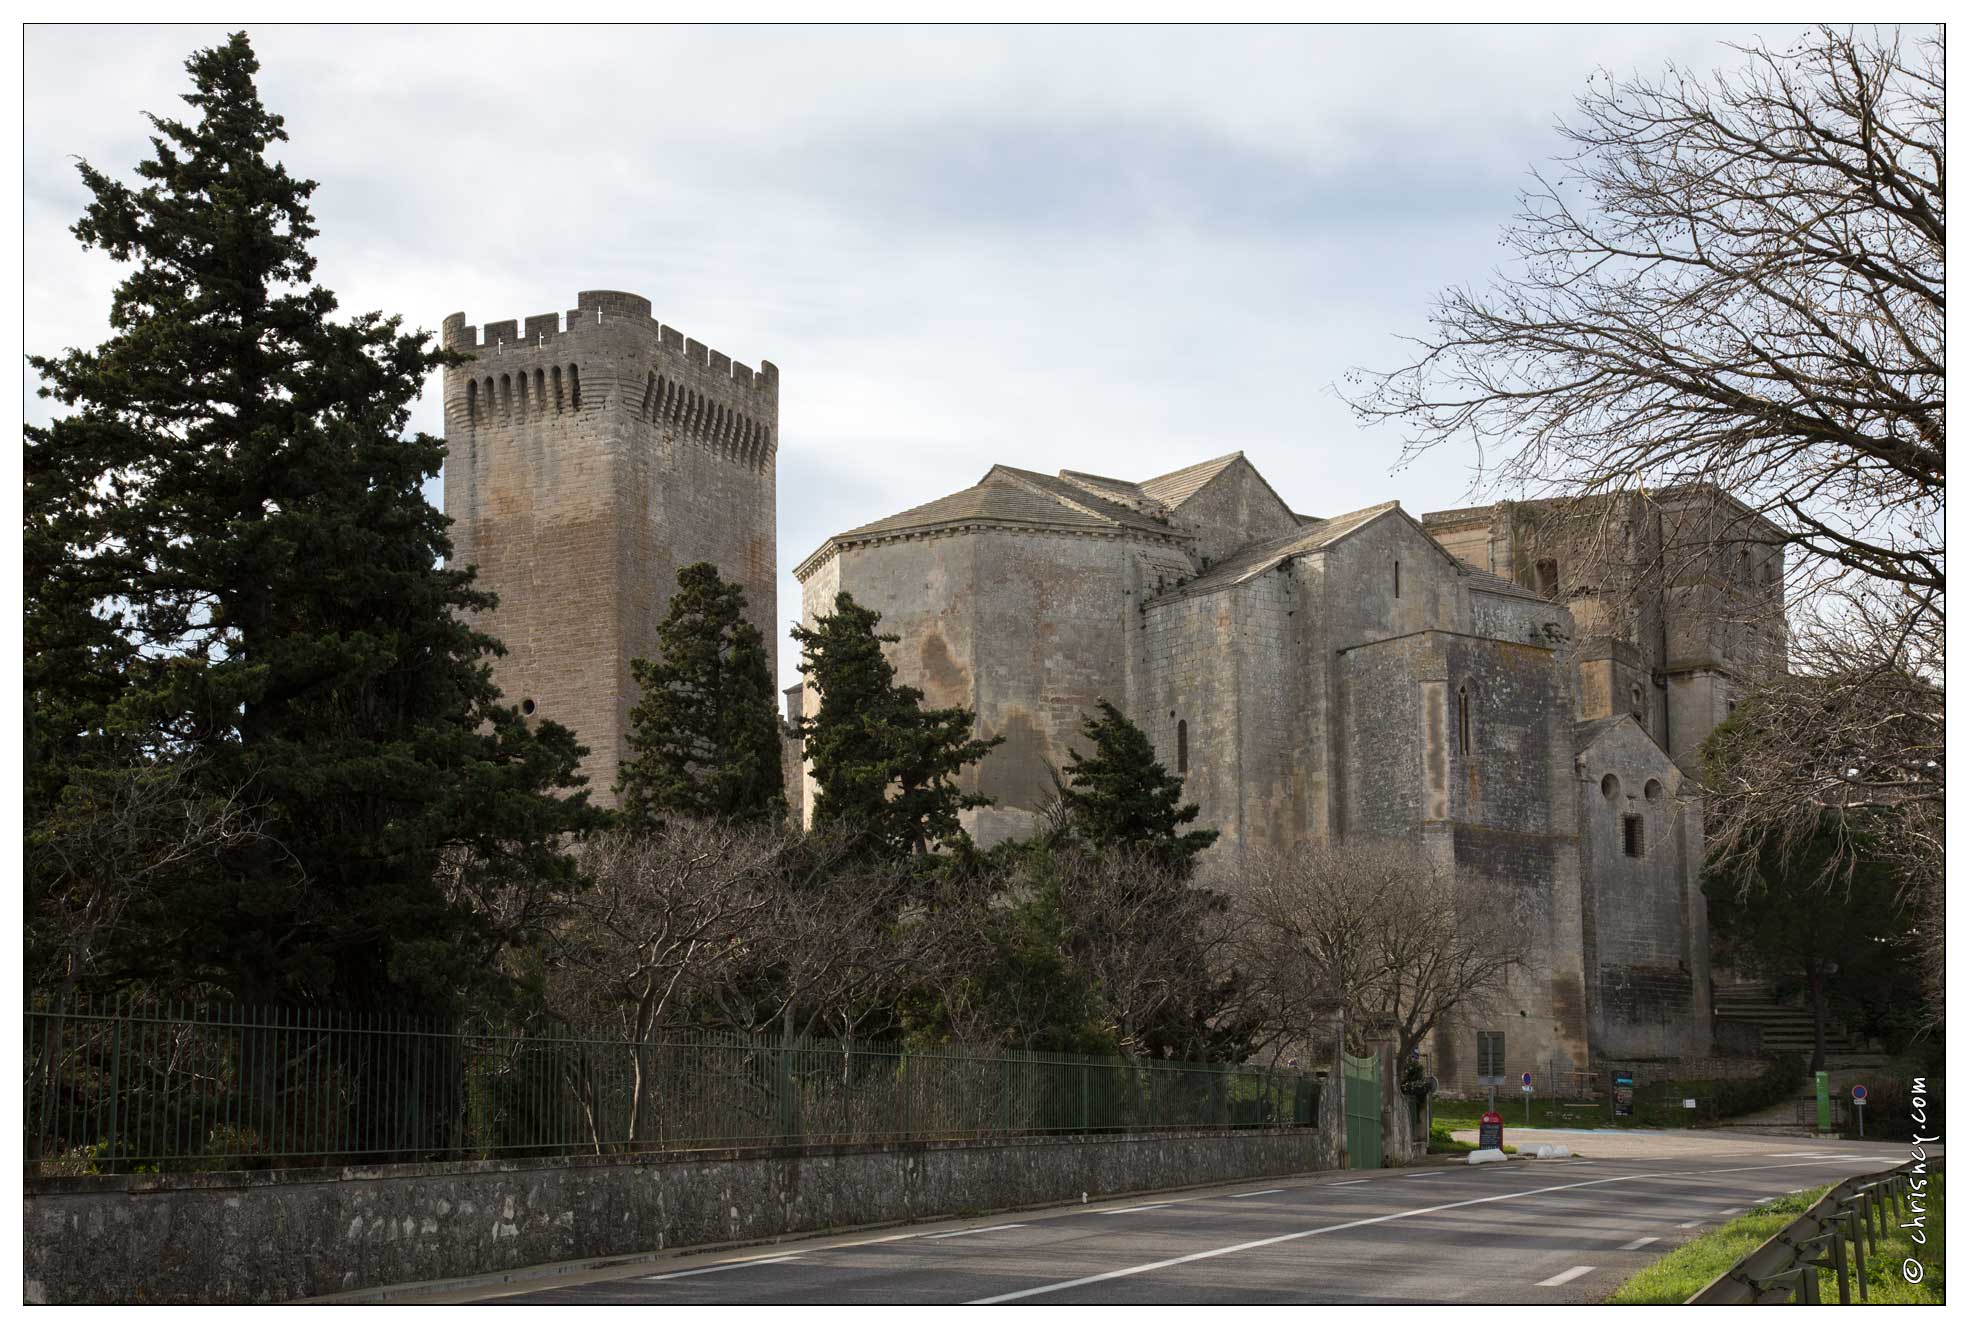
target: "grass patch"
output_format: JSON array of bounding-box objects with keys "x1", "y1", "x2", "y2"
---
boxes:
[
  {"x1": 1609, "y1": 1187, "x2": 1828, "y2": 1304},
  {"x1": 1426, "y1": 1121, "x2": 1514, "y2": 1155},
  {"x1": 1608, "y1": 1175, "x2": 1943, "y2": 1305},
  {"x1": 1433, "y1": 1098, "x2": 1613, "y2": 1132}
]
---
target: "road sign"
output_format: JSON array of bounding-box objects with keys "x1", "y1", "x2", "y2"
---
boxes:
[
  {"x1": 1852, "y1": 1084, "x2": 1868, "y2": 1102},
  {"x1": 1612, "y1": 1071, "x2": 1635, "y2": 1119},
  {"x1": 1522, "y1": 1072, "x2": 1534, "y2": 1091}
]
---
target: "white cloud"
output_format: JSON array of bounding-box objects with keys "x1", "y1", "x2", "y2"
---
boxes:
[{"x1": 25, "y1": 22, "x2": 1812, "y2": 684}]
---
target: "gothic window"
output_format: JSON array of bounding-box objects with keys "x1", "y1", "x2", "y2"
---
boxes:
[
  {"x1": 499, "y1": 373, "x2": 511, "y2": 420},
  {"x1": 1623, "y1": 814, "x2": 1645, "y2": 858},
  {"x1": 1630, "y1": 683, "x2": 1644, "y2": 721},
  {"x1": 534, "y1": 368, "x2": 546, "y2": 412},
  {"x1": 1457, "y1": 685, "x2": 1471, "y2": 756},
  {"x1": 1177, "y1": 720, "x2": 1189, "y2": 774},
  {"x1": 552, "y1": 366, "x2": 564, "y2": 413},
  {"x1": 1535, "y1": 559, "x2": 1560, "y2": 598},
  {"x1": 568, "y1": 363, "x2": 581, "y2": 410},
  {"x1": 516, "y1": 372, "x2": 528, "y2": 414},
  {"x1": 466, "y1": 379, "x2": 477, "y2": 425}
]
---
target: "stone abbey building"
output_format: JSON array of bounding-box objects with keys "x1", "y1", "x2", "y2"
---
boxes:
[{"x1": 444, "y1": 291, "x2": 1785, "y2": 1089}]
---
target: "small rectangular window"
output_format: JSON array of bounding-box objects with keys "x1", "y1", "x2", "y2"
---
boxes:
[
  {"x1": 1477, "y1": 1031, "x2": 1505, "y2": 1081},
  {"x1": 1176, "y1": 719, "x2": 1189, "y2": 775},
  {"x1": 1535, "y1": 558, "x2": 1559, "y2": 597},
  {"x1": 1393, "y1": 560, "x2": 1401, "y2": 599},
  {"x1": 1623, "y1": 814, "x2": 1644, "y2": 858}
]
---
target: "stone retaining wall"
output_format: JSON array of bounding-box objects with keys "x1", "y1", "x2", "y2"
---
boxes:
[{"x1": 25, "y1": 1127, "x2": 1325, "y2": 1304}]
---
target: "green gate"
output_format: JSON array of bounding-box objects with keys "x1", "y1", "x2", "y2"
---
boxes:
[{"x1": 1343, "y1": 1051, "x2": 1382, "y2": 1169}]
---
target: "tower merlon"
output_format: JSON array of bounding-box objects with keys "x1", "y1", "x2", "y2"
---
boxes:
[{"x1": 444, "y1": 292, "x2": 775, "y2": 397}]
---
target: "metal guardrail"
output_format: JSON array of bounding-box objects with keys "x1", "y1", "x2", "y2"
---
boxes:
[
  {"x1": 26, "y1": 998, "x2": 1317, "y2": 1174},
  {"x1": 1687, "y1": 1161, "x2": 1933, "y2": 1304}
]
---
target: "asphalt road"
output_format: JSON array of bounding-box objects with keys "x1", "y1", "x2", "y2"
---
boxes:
[{"x1": 446, "y1": 1132, "x2": 1915, "y2": 1305}]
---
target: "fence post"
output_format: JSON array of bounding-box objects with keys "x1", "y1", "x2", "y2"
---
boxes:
[{"x1": 106, "y1": 998, "x2": 124, "y2": 1171}]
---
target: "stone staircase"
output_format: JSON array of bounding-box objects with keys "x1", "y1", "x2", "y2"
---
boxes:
[{"x1": 1712, "y1": 981, "x2": 1872, "y2": 1057}]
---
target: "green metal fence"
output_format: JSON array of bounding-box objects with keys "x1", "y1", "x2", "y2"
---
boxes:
[{"x1": 25, "y1": 998, "x2": 1317, "y2": 1175}]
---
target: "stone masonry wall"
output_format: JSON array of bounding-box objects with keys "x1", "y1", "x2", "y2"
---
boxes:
[
  {"x1": 25, "y1": 1129, "x2": 1326, "y2": 1305},
  {"x1": 1577, "y1": 721, "x2": 1712, "y2": 1059},
  {"x1": 441, "y1": 291, "x2": 778, "y2": 799}
]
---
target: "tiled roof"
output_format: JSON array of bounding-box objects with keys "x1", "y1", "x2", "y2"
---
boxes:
[
  {"x1": 827, "y1": 465, "x2": 1177, "y2": 545},
  {"x1": 988, "y1": 467, "x2": 1177, "y2": 535},
  {"x1": 1057, "y1": 469, "x2": 1149, "y2": 503},
  {"x1": 1136, "y1": 452, "x2": 1248, "y2": 507},
  {"x1": 1457, "y1": 563, "x2": 1545, "y2": 601},
  {"x1": 1154, "y1": 500, "x2": 1403, "y2": 599}
]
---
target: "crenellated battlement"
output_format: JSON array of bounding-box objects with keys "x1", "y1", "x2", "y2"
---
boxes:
[
  {"x1": 439, "y1": 286, "x2": 781, "y2": 807},
  {"x1": 441, "y1": 290, "x2": 777, "y2": 394}
]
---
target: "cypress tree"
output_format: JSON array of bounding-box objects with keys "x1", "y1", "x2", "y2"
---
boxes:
[
  {"x1": 617, "y1": 562, "x2": 786, "y2": 828},
  {"x1": 1059, "y1": 700, "x2": 1218, "y2": 873},
  {"x1": 24, "y1": 32, "x2": 599, "y2": 1011},
  {"x1": 792, "y1": 591, "x2": 1000, "y2": 857}
]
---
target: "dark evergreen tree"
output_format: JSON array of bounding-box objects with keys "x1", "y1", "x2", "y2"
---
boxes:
[
  {"x1": 1058, "y1": 701, "x2": 1217, "y2": 873},
  {"x1": 616, "y1": 563, "x2": 786, "y2": 829},
  {"x1": 792, "y1": 591, "x2": 1000, "y2": 857},
  {"x1": 1704, "y1": 815, "x2": 1923, "y2": 1074},
  {"x1": 24, "y1": 32, "x2": 600, "y2": 1012}
]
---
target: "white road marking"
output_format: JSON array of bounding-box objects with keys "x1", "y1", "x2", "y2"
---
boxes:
[
  {"x1": 1231, "y1": 1189, "x2": 1284, "y2": 1198},
  {"x1": 1716, "y1": 1208, "x2": 1742, "y2": 1215},
  {"x1": 643, "y1": 1255, "x2": 800, "y2": 1281},
  {"x1": 1536, "y1": 1266, "x2": 1595, "y2": 1288},
  {"x1": 1753, "y1": 1196, "x2": 1778, "y2": 1204},
  {"x1": 1619, "y1": 1237, "x2": 1660, "y2": 1251},
  {"x1": 1405, "y1": 1171, "x2": 1444, "y2": 1179},
  {"x1": 969, "y1": 1168, "x2": 1761, "y2": 1305},
  {"x1": 1099, "y1": 1202, "x2": 1176, "y2": 1214},
  {"x1": 1328, "y1": 1180, "x2": 1372, "y2": 1187},
  {"x1": 1678, "y1": 1221, "x2": 1704, "y2": 1229},
  {"x1": 923, "y1": 1224, "x2": 1026, "y2": 1240}
]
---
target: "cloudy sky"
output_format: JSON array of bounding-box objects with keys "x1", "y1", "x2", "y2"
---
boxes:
[{"x1": 25, "y1": 23, "x2": 1804, "y2": 682}]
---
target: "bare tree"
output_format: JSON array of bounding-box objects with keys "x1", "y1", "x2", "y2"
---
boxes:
[
  {"x1": 27, "y1": 758, "x2": 292, "y2": 1005},
  {"x1": 1357, "y1": 855, "x2": 1528, "y2": 1067},
  {"x1": 1703, "y1": 579, "x2": 1944, "y2": 1017},
  {"x1": 722, "y1": 834, "x2": 934, "y2": 1049},
  {"x1": 545, "y1": 820, "x2": 784, "y2": 1142},
  {"x1": 1048, "y1": 847, "x2": 1249, "y2": 1061},
  {"x1": 1346, "y1": 26, "x2": 1942, "y2": 614},
  {"x1": 1223, "y1": 841, "x2": 1523, "y2": 1066},
  {"x1": 1344, "y1": 26, "x2": 1944, "y2": 1009}
]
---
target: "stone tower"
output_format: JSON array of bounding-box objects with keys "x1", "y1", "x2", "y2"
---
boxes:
[{"x1": 440, "y1": 290, "x2": 778, "y2": 799}]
